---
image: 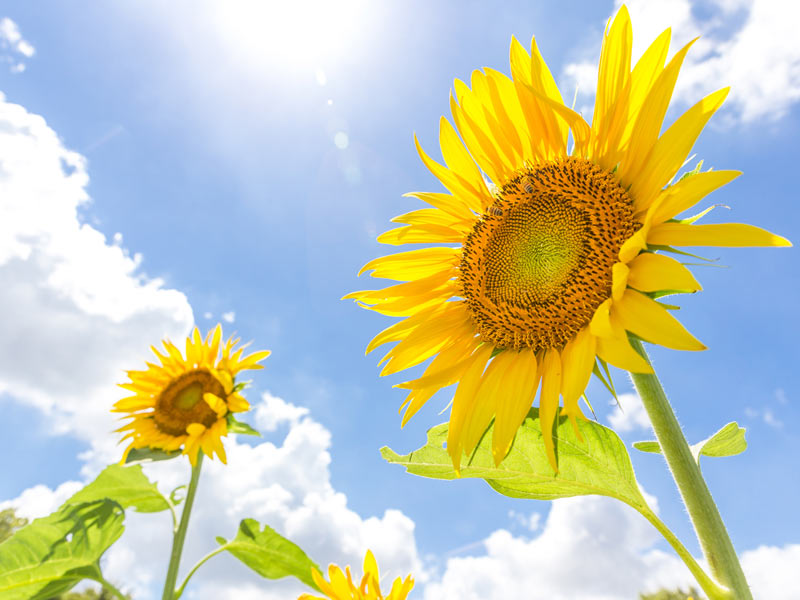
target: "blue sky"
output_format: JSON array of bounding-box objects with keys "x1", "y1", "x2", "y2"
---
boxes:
[{"x1": 1, "y1": 1, "x2": 798, "y2": 598}]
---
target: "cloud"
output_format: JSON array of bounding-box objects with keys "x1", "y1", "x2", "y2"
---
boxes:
[
  {"x1": 563, "y1": 0, "x2": 800, "y2": 124},
  {"x1": 221, "y1": 310, "x2": 236, "y2": 323},
  {"x1": 0, "y1": 17, "x2": 34, "y2": 73},
  {"x1": 0, "y1": 92, "x2": 193, "y2": 448},
  {"x1": 4, "y1": 393, "x2": 424, "y2": 599},
  {"x1": 423, "y1": 493, "x2": 800, "y2": 600},
  {"x1": 606, "y1": 392, "x2": 652, "y2": 433}
]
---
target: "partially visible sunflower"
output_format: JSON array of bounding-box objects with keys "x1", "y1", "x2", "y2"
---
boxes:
[
  {"x1": 299, "y1": 550, "x2": 414, "y2": 600},
  {"x1": 114, "y1": 325, "x2": 270, "y2": 465},
  {"x1": 346, "y1": 6, "x2": 790, "y2": 471}
]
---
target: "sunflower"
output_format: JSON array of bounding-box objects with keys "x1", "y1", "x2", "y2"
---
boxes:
[
  {"x1": 113, "y1": 325, "x2": 270, "y2": 465},
  {"x1": 346, "y1": 6, "x2": 790, "y2": 472},
  {"x1": 299, "y1": 550, "x2": 414, "y2": 600}
]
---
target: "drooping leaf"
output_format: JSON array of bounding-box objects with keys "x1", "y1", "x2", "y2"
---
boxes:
[
  {"x1": 217, "y1": 519, "x2": 321, "y2": 591},
  {"x1": 124, "y1": 446, "x2": 181, "y2": 464},
  {"x1": 0, "y1": 500, "x2": 124, "y2": 600},
  {"x1": 634, "y1": 422, "x2": 747, "y2": 465},
  {"x1": 65, "y1": 464, "x2": 170, "y2": 513},
  {"x1": 382, "y1": 408, "x2": 646, "y2": 506},
  {"x1": 226, "y1": 414, "x2": 261, "y2": 437}
]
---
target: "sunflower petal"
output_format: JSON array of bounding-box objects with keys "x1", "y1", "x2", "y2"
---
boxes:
[
  {"x1": 616, "y1": 289, "x2": 705, "y2": 351},
  {"x1": 648, "y1": 222, "x2": 792, "y2": 247}
]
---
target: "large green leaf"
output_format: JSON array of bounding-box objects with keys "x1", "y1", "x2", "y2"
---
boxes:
[
  {"x1": 217, "y1": 519, "x2": 321, "y2": 591},
  {"x1": 633, "y1": 422, "x2": 747, "y2": 465},
  {"x1": 0, "y1": 500, "x2": 124, "y2": 600},
  {"x1": 65, "y1": 464, "x2": 170, "y2": 513},
  {"x1": 382, "y1": 408, "x2": 645, "y2": 506}
]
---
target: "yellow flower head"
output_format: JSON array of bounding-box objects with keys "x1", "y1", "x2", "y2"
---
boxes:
[
  {"x1": 113, "y1": 324, "x2": 270, "y2": 465},
  {"x1": 346, "y1": 6, "x2": 790, "y2": 471},
  {"x1": 299, "y1": 550, "x2": 414, "y2": 600}
]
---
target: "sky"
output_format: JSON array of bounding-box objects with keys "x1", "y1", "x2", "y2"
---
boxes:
[{"x1": 0, "y1": 0, "x2": 798, "y2": 598}]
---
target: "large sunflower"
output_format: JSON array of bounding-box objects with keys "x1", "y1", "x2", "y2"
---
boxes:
[
  {"x1": 346, "y1": 6, "x2": 790, "y2": 471},
  {"x1": 114, "y1": 325, "x2": 270, "y2": 465},
  {"x1": 299, "y1": 550, "x2": 414, "y2": 600}
]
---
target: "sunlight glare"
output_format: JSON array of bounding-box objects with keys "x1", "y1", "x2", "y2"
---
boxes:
[{"x1": 215, "y1": 0, "x2": 369, "y2": 71}]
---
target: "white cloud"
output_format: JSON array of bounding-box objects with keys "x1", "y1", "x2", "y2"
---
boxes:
[
  {"x1": 0, "y1": 17, "x2": 34, "y2": 73},
  {"x1": 563, "y1": 0, "x2": 800, "y2": 124},
  {"x1": 423, "y1": 493, "x2": 800, "y2": 600},
  {"x1": 607, "y1": 392, "x2": 652, "y2": 433},
  {"x1": 254, "y1": 391, "x2": 310, "y2": 432},
  {"x1": 0, "y1": 93, "x2": 193, "y2": 447},
  {"x1": 222, "y1": 310, "x2": 236, "y2": 323},
  {"x1": 4, "y1": 393, "x2": 424, "y2": 600}
]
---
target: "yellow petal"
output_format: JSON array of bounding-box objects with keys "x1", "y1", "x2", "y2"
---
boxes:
[
  {"x1": 462, "y1": 352, "x2": 517, "y2": 457},
  {"x1": 612, "y1": 262, "x2": 629, "y2": 301},
  {"x1": 538, "y1": 348, "x2": 562, "y2": 473},
  {"x1": 627, "y1": 252, "x2": 702, "y2": 292},
  {"x1": 648, "y1": 222, "x2": 792, "y2": 247},
  {"x1": 621, "y1": 38, "x2": 695, "y2": 186},
  {"x1": 491, "y1": 349, "x2": 540, "y2": 465},
  {"x1": 439, "y1": 117, "x2": 492, "y2": 206},
  {"x1": 404, "y1": 190, "x2": 476, "y2": 222},
  {"x1": 616, "y1": 289, "x2": 705, "y2": 351},
  {"x1": 560, "y1": 327, "x2": 597, "y2": 412},
  {"x1": 447, "y1": 344, "x2": 494, "y2": 471},
  {"x1": 357, "y1": 247, "x2": 461, "y2": 280},
  {"x1": 647, "y1": 170, "x2": 741, "y2": 224},
  {"x1": 377, "y1": 223, "x2": 466, "y2": 245},
  {"x1": 589, "y1": 298, "x2": 614, "y2": 338},
  {"x1": 596, "y1": 329, "x2": 653, "y2": 373},
  {"x1": 631, "y1": 88, "x2": 729, "y2": 211}
]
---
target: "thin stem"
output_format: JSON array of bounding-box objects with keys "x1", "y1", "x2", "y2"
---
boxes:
[
  {"x1": 631, "y1": 502, "x2": 730, "y2": 600},
  {"x1": 629, "y1": 338, "x2": 752, "y2": 599},
  {"x1": 161, "y1": 453, "x2": 204, "y2": 600},
  {"x1": 87, "y1": 572, "x2": 128, "y2": 600},
  {"x1": 174, "y1": 546, "x2": 227, "y2": 599}
]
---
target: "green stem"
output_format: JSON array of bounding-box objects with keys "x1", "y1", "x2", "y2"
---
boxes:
[
  {"x1": 161, "y1": 453, "x2": 204, "y2": 600},
  {"x1": 87, "y1": 572, "x2": 128, "y2": 600},
  {"x1": 629, "y1": 338, "x2": 752, "y2": 599},
  {"x1": 173, "y1": 546, "x2": 227, "y2": 599},
  {"x1": 632, "y1": 503, "x2": 729, "y2": 600}
]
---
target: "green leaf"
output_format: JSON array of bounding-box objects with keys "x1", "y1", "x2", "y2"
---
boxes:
[
  {"x1": 0, "y1": 500, "x2": 124, "y2": 600},
  {"x1": 633, "y1": 422, "x2": 747, "y2": 464},
  {"x1": 632, "y1": 440, "x2": 662, "y2": 454},
  {"x1": 382, "y1": 409, "x2": 646, "y2": 506},
  {"x1": 124, "y1": 446, "x2": 181, "y2": 464},
  {"x1": 65, "y1": 464, "x2": 170, "y2": 513},
  {"x1": 226, "y1": 414, "x2": 261, "y2": 437},
  {"x1": 218, "y1": 519, "x2": 321, "y2": 591},
  {"x1": 696, "y1": 422, "x2": 747, "y2": 458}
]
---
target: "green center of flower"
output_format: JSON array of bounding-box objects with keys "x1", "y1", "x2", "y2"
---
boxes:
[
  {"x1": 484, "y1": 197, "x2": 588, "y2": 306},
  {"x1": 460, "y1": 157, "x2": 638, "y2": 351},
  {"x1": 153, "y1": 369, "x2": 224, "y2": 436}
]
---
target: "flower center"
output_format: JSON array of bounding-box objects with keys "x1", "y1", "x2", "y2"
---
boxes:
[
  {"x1": 153, "y1": 369, "x2": 224, "y2": 436},
  {"x1": 460, "y1": 157, "x2": 638, "y2": 351}
]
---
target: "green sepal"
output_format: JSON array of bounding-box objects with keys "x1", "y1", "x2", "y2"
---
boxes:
[
  {"x1": 382, "y1": 408, "x2": 647, "y2": 506},
  {"x1": 124, "y1": 446, "x2": 181, "y2": 464},
  {"x1": 634, "y1": 422, "x2": 747, "y2": 465},
  {"x1": 227, "y1": 413, "x2": 261, "y2": 437},
  {"x1": 217, "y1": 519, "x2": 321, "y2": 591},
  {"x1": 232, "y1": 380, "x2": 250, "y2": 393},
  {"x1": 648, "y1": 244, "x2": 719, "y2": 263},
  {"x1": 593, "y1": 358, "x2": 617, "y2": 401},
  {"x1": 676, "y1": 159, "x2": 703, "y2": 183}
]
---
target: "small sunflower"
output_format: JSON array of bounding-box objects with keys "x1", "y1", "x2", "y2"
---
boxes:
[
  {"x1": 299, "y1": 550, "x2": 414, "y2": 600},
  {"x1": 114, "y1": 325, "x2": 270, "y2": 465},
  {"x1": 346, "y1": 6, "x2": 790, "y2": 471}
]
